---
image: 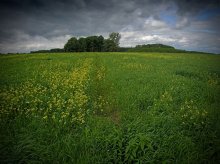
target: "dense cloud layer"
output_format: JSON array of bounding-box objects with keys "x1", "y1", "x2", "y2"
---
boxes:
[{"x1": 0, "y1": 0, "x2": 220, "y2": 53}]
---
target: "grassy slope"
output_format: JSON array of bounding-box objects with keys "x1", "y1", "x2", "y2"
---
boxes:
[{"x1": 0, "y1": 52, "x2": 220, "y2": 163}]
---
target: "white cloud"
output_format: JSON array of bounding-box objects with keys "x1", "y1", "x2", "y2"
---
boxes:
[
  {"x1": 176, "y1": 17, "x2": 190, "y2": 29},
  {"x1": 0, "y1": 31, "x2": 71, "y2": 53},
  {"x1": 119, "y1": 15, "x2": 220, "y2": 53},
  {"x1": 144, "y1": 17, "x2": 167, "y2": 29}
]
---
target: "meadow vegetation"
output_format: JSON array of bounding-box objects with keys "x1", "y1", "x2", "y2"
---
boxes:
[{"x1": 0, "y1": 52, "x2": 220, "y2": 163}]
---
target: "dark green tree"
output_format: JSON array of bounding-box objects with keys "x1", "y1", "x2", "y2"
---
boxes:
[
  {"x1": 109, "y1": 32, "x2": 121, "y2": 47},
  {"x1": 78, "y1": 38, "x2": 87, "y2": 52},
  {"x1": 85, "y1": 36, "x2": 95, "y2": 52},
  {"x1": 103, "y1": 32, "x2": 121, "y2": 51},
  {"x1": 85, "y1": 36, "x2": 104, "y2": 52},
  {"x1": 64, "y1": 37, "x2": 79, "y2": 52},
  {"x1": 63, "y1": 33, "x2": 120, "y2": 52},
  {"x1": 97, "y1": 35, "x2": 104, "y2": 51},
  {"x1": 103, "y1": 39, "x2": 116, "y2": 52}
]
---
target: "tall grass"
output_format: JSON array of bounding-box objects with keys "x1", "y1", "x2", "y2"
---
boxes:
[{"x1": 0, "y1": 52, "x2": 220, "y2": 163}]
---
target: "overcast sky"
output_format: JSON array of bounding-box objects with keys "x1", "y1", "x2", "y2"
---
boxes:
[{"x1": 0, "y1": 0, "x2": 220, "y2": 53}]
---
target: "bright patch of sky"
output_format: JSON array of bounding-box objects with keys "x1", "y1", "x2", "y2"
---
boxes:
[
  {"x1": 159, "y1": 3, "x2": 178, "y2": 27},
  {"x1": 160, "y1": 13, "x2": 177, "y2": 27}
]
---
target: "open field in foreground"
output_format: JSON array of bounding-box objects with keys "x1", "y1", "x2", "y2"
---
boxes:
[{"x1": 0, "y1": 52, "x2": 220, "y2": 163}]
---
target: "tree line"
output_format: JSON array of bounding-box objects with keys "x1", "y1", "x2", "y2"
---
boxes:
[
  {"x1": 64, "y1": 32, "x2": 121, "y2": 52},
  {"x1": 128, "y1": 44, "x2": 186, "y2": 53}
]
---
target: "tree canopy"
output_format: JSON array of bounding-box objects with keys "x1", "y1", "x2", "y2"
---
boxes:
[
  {"x1": 109, "y1": 32, "x2": 121, "y2": 47},
  {"x1": 64, "y1": 32, "x2": 121, "y2": 52}
]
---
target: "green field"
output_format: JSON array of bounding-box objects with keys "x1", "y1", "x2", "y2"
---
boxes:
[{"x1": 0, "y1": 52, "x2": 220, "y2": 163}]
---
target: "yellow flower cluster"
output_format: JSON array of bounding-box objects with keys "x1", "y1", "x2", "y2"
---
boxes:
[
  {"x1": 92, "y1": 65, "x2": 110, "y2": 114},
  {"x1": 0, "y1": 58, "x2": 92, "y2": 125},
  {"x1": 0, "y1": 80, "x2": 46, "y2": 118},
  {"x1": 96, "y1": 66, "x2": 106, "y2": 81},
  {"x1": 207, "y1": 73, "x2": 219, "y2": 86},
  {"x1": 121, "y1": 63, "x2": 147, "y2": 70},
  {"x1": 179, "y1": 100, "x2": 208, "y2": 126},
  {"x1": 93, "y1": 95, "x2": 110, "y2": 114}
]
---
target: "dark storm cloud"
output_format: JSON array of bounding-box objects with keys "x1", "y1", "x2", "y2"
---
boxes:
[
  {"x1": 0, "y1": 0, "x2": 220, "y2": 53},
  {"x1": 175, "y1": 0, "x2": 220, "y2": 15}
]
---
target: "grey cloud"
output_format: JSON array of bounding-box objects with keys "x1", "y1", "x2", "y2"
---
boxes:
[
  {"x1": 175, "y1": 0, "x2": 220, "y2": 15},
  {"x1": 0, "y1": 0, "x2": 220, "y2": 53}
]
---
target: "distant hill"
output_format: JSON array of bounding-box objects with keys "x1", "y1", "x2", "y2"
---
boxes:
[{"x1": 127, "y1": 44, "x2": 186, "y2": 53}]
